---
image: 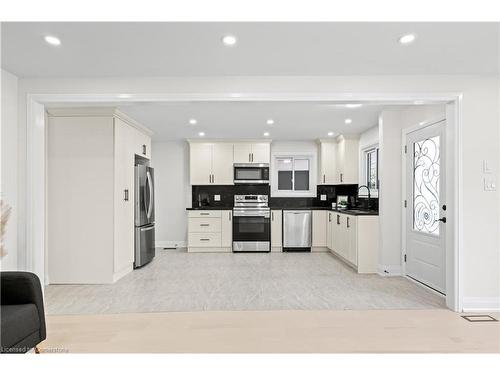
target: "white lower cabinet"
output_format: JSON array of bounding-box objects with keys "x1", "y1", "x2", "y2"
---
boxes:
[
  {"x1": 312, "y1": 210, "x2": 328, "y2": 251},
  {"x1": 187, "y1": 210, "x2": 232, "y2": 252},
  {"x1": 328, "y1": 211, "x2": 378, "y2": 273},
  {"x1": 271, "y1": 210, "x2": 283, "y2": 252}
]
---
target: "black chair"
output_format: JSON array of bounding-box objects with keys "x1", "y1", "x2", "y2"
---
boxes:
[{"x1": 1, "y1": 272, "x2": 46, "y2": 353}]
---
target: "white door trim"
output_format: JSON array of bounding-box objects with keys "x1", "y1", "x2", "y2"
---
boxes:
[{"x1": 26, "y1": 91, "x2": 463, "y2": 311}]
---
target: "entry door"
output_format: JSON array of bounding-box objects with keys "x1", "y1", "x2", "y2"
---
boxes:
[{"x1": 405, "y1": 120, "x2": 446, "y2": 294}]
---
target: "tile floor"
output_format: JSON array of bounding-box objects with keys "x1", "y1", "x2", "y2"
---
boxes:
[{"x1": 44, "y1": 249, "x2": 445, "y2": 315}]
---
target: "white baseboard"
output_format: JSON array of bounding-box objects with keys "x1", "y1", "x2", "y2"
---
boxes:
[
  {"x1": 462, "y1": 297, "x2": 500, "y2": 312},
  {"x1": 377, "y1": 264, "x2": 402, "y2": 277},
  {"x1": 156, "y1": 240, "x2": 186, "y2": 249}
]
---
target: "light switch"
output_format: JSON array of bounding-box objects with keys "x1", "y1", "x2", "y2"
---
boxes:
[
  {"x1": 484, "y1": 177, "x2": 497, "y2": 191},
  {"x1": 483, "y1": 160, "x2": 492, "y2": 174},
  {"x1": 320, "y1": 194, "x2": 327, "y2": 201},
  {"x1": 214, "y1": 194, "x2": 221, "y2": 201}
]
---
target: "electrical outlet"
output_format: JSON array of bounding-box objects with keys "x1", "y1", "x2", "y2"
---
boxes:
[
  {"x1": 484, "y1": 177, "x2": 497, "y2": 191},
  {"x1": 214, "y1": 194, "x2": 221, "y2": 201},
  {"x1": 320, "y1": 194, "x2": 327, "y2": 201}
]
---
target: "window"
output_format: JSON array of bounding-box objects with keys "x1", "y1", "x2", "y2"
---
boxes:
[
  {"x1": 364, "y1": 147, "x2": 379, "y2": 194},
  {"x1": 272, "y1": 154, "x2": 315, "y2": 197}
]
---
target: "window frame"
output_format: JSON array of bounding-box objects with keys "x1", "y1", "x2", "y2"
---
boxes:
[
  {"x1": 361, "y1": 144, "x2": 379, "y2": 197},
  {"x1": 271, "y1": 152, "x2": 317, "y2": 197}
]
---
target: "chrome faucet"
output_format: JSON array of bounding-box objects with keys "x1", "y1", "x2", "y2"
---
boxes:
[{"x1": 357, "y1": 185, "x2": 371, "y2": 209}]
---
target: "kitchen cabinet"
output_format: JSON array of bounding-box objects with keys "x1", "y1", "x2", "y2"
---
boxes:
[
  {"x1": 336, "y1": 136, "x2": 359, "y2": 184},
  {"x1": 271, "y1": 209, "x2": 283, "y2": 252},
  {"x1": 187, "y1": 210, "x2": 232, "y2": 252},
  {"x1": 47, "y1": 108, "x2": 152, "y2": 284},
  {"x1": 326, "y1": 211, "x2": 333, "y2": 250},
  {"x1": 189, "y1": 142, "x2": 233, "y2": 185},
  {"x1": 318, "y1": 141, "x2": 338, "y2": 184},
  {"x1": 312, "y1": 210, "x2": 328, "y2": 251},
  {"x1": 328, "y1": 211, "x2": 378, "y2": 273},
  {"x1": 233, "y1": 142, "x2": 270, "y2": 164},
  {"x1": 318, "y1": 136, "x2": 359, "y2": 185}
]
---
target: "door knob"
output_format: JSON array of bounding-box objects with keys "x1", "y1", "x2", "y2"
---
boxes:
[{"x1": 438, "y1": 217, "x2": 447, "y2": 223}]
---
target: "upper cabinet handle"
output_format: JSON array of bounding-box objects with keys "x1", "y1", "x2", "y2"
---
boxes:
[
  {"x1": 142, "y1": 144, "x2": 147, "y2": 155},
  {"x1": 347, "y1": 217, "x2": 350, "y2": 228}
]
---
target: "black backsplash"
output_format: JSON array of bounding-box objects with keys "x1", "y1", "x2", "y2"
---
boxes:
[{"x1": 191, "y1": 184, "x2": 378, "y2": 209}]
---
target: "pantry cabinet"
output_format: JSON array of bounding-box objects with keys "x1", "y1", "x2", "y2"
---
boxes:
[
  {"x1": 189, "y1": 142, "x2": 234, "y2": 185},
  {"x1": 47, "y1": 108, "x2": 152, "y2": 284},
  {"x1": 328, "y1": 211, "x2": 378, "y2": 273},
  {"x1": 271, "y1": 210, "x2": 283, "y2": 252},
  {"x1": 233, "y1": 142, "x2": 270, "y2": 164}
]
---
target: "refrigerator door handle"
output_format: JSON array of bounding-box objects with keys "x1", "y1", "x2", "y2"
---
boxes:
[{"x1": 146, "y1": 170, "x2": 153, "y2": 219}]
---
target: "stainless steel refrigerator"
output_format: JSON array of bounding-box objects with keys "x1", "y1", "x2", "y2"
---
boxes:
[{"x1": 134, "y1": 164, "x2": 155, "y2": 268}]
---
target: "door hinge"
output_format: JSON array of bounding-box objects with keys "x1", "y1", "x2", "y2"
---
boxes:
[
  {"x1": 404, "y1": 145, "x2": 407, "y2": 154},
  {"x1": 404, "y1": 200, "x2": 407, "y2": 208},
  {"x1": 404, "y1": 254, "x2": 407, "y2": 262}
]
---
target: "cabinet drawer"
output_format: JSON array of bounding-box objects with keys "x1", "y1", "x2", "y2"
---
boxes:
[
  {"x1": 188, "y1": 210, "x2": 222, "y2": 218},
  {"x1": 188, "y1": 218, "x2": 221, "y2": 233},
  {"x1": 188, "y1": 233, "x2": 222, "y2": 247}
]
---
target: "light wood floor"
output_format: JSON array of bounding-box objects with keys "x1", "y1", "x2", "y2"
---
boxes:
[{"x1": 40, "y1": 309, "x2": 500, "y2": 353}]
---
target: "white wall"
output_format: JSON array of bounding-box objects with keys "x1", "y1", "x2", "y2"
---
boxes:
[
  {"x1": 13, "y1": 74, "x2": 500, "y2": 310},
  {"x1": 1, "y1": 69, "x2": 18, "y2": 270},
  {"x1": 378, "y1": 105, "x2": 446, "y2": 273},
  {"x1": 358, "y1": 124, "x2": 379, "y2": 187},
  {"x1": 151, "y1": 141, "x2": 190, "y2": 247}
]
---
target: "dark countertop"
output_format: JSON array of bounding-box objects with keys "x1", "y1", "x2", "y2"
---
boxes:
[
  {"x1": 186, "y1": 207, "x2": 233, "y2": 210},
  {"x1": 186, "y1": 206, "x2": 378, "y2": 215}
]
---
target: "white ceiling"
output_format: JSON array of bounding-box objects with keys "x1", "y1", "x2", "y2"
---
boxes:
[
  {"x1": 2, "y1": 22, "x2": 498, "y2": 77},
  {"x1": 117, "y1": 101, "x2": 391, "y2": 141}
]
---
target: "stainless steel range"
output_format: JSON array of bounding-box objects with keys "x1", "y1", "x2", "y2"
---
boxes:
[{"x1": 232, "y1": 195, "x2": 271, "y2": 252}]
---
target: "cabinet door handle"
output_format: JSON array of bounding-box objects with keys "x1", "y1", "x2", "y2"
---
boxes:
[
  {"x1": 328, "y1": 213, "x2": 331, "y2": 222},
  {"x1": 249, "y1": 153, "x2": 251, "y2": 162},
  {"x1": 347, "y1": 217, "x2": 350, "y2": 228},
  {"x1": 124, "y1": 189, "x2": 129, "y2": 201},
  {"x1": 337, "y1": 214, "x2": 340, "y2": 225},
  {"x1": 323, "y1": 174, "x2": 325, "y2": 183},
  {"x1": 252, "y1": 153, "x2": 254, "y2": 162},
  {"x1": 340, "y1": 173, "x2": 343, "y2": 183},
  {"x1": 142, "y1": 144, "x2": 147, "y2": 155},
  {"x1": 200, "y1": 212, "x2": 209, "y2": 216},
  {"x1": 200, "y1": 238, "x2": 210, "y2": 241},
  {"x1": 229, "y1": 211, "x2": 232, "y2": 221},
  {"x1": 200, "y1": 224, "x2": 210, "y2": 227},
  {"x1": 211, "y1": 174, "x2": 214, "y2": 183},
  {"x1": 272, "y1": 211, "x2": 274, "y2": 221}
]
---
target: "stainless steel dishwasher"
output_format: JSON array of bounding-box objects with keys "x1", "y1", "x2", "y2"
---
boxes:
[{"x1": 283, "y1": 210, "x2": 312, "y2": 252}]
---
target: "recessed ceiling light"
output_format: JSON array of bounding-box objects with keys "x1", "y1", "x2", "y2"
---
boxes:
[
  {"x1": 44, "y1": 35, "x2": 61, "y2": 46},
  {"x1": 198, "y1": 132, "x2": 205, "y2": 137},
  {"x1": 345, "y1": 118, "x2": 352, "y2": 124},
  {"x1": 399, "y1": 33, "x2": 416, "y2": 45},
  {"x1": 263, "y1": 132, "x2": 270, "y2": 137},
  {"x1": 222, "y1": 35, "x2": 237, "y2": 46},
  {"x1": 266, "y1": 119, "x2": 274, "y2": 125},
  {"x1": 189, "y1": 118, "x2": 197, "y2": 125},
  {"x1": 328, "y1": 132, "x2": 335, "y2": 136},
  {"x1": 344, "y1": 103, "x2": 363, "y2": 108}
]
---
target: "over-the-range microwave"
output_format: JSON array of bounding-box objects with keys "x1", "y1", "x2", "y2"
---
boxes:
[{"x1": 233, "y1": 163, "x2": 269, "y2": 184}]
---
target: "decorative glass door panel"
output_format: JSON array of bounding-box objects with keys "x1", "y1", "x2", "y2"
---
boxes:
[{"x1": 413, "y1": 135, "x2": 440, "y2": 236}]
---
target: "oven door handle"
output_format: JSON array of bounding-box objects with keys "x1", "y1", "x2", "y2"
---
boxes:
[{"x1": 233, "y1": 210, "x2": 270, "y2": 218}]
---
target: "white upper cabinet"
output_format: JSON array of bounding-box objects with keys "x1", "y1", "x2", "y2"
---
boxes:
[
  {"x1": 318, "y1": 136, "x2": 359, "y2": 185},
  {"x1": 189, "y1": 142, "x2": 234, "y2": 185},
  {"x1": 233, "y1": 143, "x2": 253, "y2": 163},
  {"x1": 211, "y1": 143, "x2": 234, "y2": 185},
  {"x1": 318, "y1": 141, "x2": 338, "y2": 184},
  {"x1": 190, "y1": 143, "x2": 213, "y2": 185},
  {"x1": 251, "y1": 143, "x2": 271, "y2": 164},
  {"x1": 336, "y1": 136, "x2": 359, "y2": 184},
  {"x1": 234, "y1": 142, "x2": 270, "y2": 164}
]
